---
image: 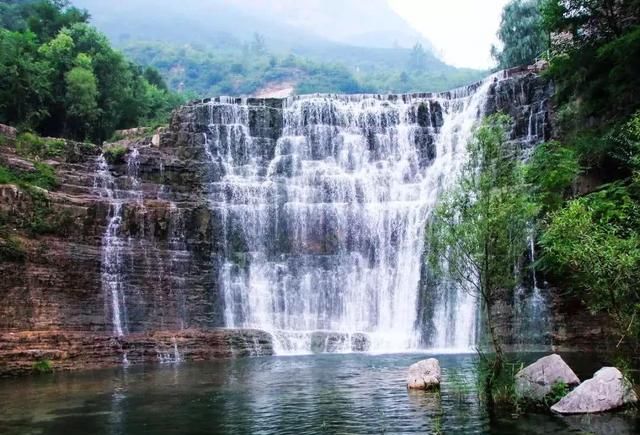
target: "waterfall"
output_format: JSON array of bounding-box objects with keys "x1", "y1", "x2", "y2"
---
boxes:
[
  {"x1": 203, "y1": 77, "x2": 496, "y2": 354},
  {"x1": 95, "y1": 155, "x2": 127, "y2": 337},
  {"x1": 95, "y1": 149, "x2": 145, "y2": 337},
  {"x1": 513, "y1": 228, "x2": 551, "y2": 348}
]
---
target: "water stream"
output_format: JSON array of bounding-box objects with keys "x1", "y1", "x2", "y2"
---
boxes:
[{"x1": 204, "y1": 78, "x2": 496, "y2": 354}]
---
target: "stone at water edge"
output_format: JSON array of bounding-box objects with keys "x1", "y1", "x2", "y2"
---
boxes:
[
  {"x1": 407, "y1": 358, "x2": 441, "y2": 390},
  {"x1": 515, "y1": 354, "x2": 580, "y2": 401},
  {"x1": 551, "y1": 367, "x2": 638, "y2": 414}
]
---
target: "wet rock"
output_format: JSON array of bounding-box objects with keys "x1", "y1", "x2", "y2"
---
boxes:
[
  {"x1": 350, "y1": 333, "x2": 370, "y2": 352},
  {"x1": 0, "y1": 329, "x2": 274, "y2": 375},
  {"x1": 515, "y1": 354, "x2": 580, "y2": 400},
  {"x1": 309, "y1": 332, "x2": 370, "y2": 353},
  {"x1": 407, "y1": 358, "x2": 441, "y2": 390},
  {"x1": 551, "y1": 367, "x2": 638, "y2": 414}
]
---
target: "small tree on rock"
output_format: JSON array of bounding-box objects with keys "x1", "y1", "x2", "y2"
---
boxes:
[{"x1": 427, "y1": 114, "x2": 536, "y2": 401}]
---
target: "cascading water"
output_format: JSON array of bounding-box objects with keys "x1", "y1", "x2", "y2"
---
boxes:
[
  {"x1": 95, "y1": 155, "x2": 127, "y2": 336},
  {"x1": 203, "y1": 77, "x2": 497, "y2": 354},
  {"x1": 513, "y1": 229, "x2": 551, "y2": 348},
  {"x1": 95, "y1": 149, "x2": 145, "y2": 337}
]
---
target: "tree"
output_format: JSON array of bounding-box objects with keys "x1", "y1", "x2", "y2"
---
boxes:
[
  {"x1": 27, "y1": 0, "x2": 89, "y2": 42},
  {"x1": 541, "y1": 0, "x2": 640, "y2": 50},
  {"x1": 541, "y1": 189, "x2": 640, "y2": 348},
  {"x1": 539, "y1": 114, "x2": 640, "y2": 349},
  {"x1": 143, "y1": 66, "x2": 167, "y2": 91},
  {"x1": 64, "y1": 53, "x2": 98, "y2": 139},
  {"x1": 525, "y1": 140, "x2": 581, "y2": 213},
  {"x1": 428, "y1": 114, "x2": 536, "y2": 392},
  {"x1": 492, "y1": 0, "x2": 547, "y2": 69},
  {"x1": 408, "y1": 42, "x2": 428, "y2": 71},
  {"x1": 250, "y1": 32, "x2": 266, "y2": 54},
  {"x1": 0, "y1": 30, "x2": 51, "y2": 128}
]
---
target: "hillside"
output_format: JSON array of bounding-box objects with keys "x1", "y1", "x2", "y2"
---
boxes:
[{"x1": 72, "y1": 0, "x2": 485, "y2": 96}]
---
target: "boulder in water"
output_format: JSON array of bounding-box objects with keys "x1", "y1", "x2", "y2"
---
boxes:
[
  {"x1": 515, "y1": 354, "x2": 580, "y2": 401},
  {"x1": 407, "y1": 358, "x2": 441, "y2": 390},
  {"x1": 551, "y1": 367, "x2": 638, "y2": 414}
]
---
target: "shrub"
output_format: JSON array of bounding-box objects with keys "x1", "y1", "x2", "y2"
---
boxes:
[
  {"x1": 475, "y1": 356, "x2": 525, "y2": 413},
  {"x1": 103, "y1": 144, "x2": 128, "y2": 165},
  {"x1": 544, "y1": 380, "x2": 569, "y2": 406},
  {"x1": 16, "y1": 132, "x2": 67, "y2": 160},
  {"x1": 27, "y1": 163, "x2": 57, "y2": 190},
  {"x1": 0, "y1": 232, "x2": 26, "y2": 262},
  {"x1": 0, "y1": 162, "x2": 56, "y2": 190},
  {"x1": 32, "y1": 358, "x2": 53, "y2": 374}
]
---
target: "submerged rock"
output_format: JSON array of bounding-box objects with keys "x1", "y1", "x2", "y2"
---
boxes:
[
  {"x1": 515, "y1": 354, "x2": 580, "y2": 401},
  {"x1": 551, "y1": 367, "x2": 638, "y2": 414},
  {"x1": 309, "y1": 331, "x2": 370, "y2": 353},
  {"x1": 407, "y1": 358, "x2": 441, "y2": 390}
]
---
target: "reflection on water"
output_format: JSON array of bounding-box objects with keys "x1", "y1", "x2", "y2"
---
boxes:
[{"x1": 0, "y1": 353, "x2": 637, "y2": 434}]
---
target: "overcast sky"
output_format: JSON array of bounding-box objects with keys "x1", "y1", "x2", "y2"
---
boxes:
[{"x1": 389, "y1": 0, "x2": 509, "y2": 69}]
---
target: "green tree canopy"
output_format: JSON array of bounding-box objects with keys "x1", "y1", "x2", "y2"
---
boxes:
[
  {"x1": 64, "y1": 53, "x2": 99, "y2": 139},
  {"x1": 492, "y1": 0, "x2": 547, "y2": 69},
  {"x1": 0, "y1": 30, "x2": 51, "y2": 127},
  {"x1": 0, "y1": 0, "x2": 184, "y2": 142},
  {"x1": 428, "y1": 114, "x2": 537, "y2": 361}
]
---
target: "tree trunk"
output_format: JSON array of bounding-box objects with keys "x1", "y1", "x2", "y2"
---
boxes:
[{"x1": 485, "y1": 299, "x2": 504, "y2": 365}]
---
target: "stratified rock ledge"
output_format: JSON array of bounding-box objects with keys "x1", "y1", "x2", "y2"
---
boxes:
[{"x1": 0, "y1": 329, "x2": 273, "y2": 376}]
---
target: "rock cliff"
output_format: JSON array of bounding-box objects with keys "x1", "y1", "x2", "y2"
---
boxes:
[{"x1": 1, "y1": 70, "x2": 606, "y2": 375}]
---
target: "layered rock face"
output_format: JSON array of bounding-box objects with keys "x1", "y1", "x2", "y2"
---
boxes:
[{"x1": 0, "y1": 70, "x2": 580, "y2": 374}]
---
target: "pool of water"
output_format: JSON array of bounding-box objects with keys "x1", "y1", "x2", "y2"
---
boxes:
[{"x1": 0, "y1": 353, "x2": 637, "y2": 434}]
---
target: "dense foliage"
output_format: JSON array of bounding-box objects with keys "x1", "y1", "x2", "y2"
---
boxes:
[
  {"x1": 429, "y1": 114, "x2": 536, "y2": 361},
  {"x1": 0, "y1": 0, "x2": 183, "y2": 142},
  {"x1": 492, "y1": 0, "x2": 548, "y2": 69},
  {"x1": 123, "y1": 40, "x2": 485, "y2": 97},
  {"x1": 525, "y1": 1, "x2": 640, "y2": 348}
]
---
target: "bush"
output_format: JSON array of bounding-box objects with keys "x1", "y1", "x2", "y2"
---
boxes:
[
  {"x1": 26, "y1": 163, "x2": 57, "y2": 190},
  {"x1": 0, "y1": 162, "x2": 57, "y2": 190},
  {"x1": 526, "y1": 140, "x2": 581, "y2": 213},
  {"x1": 544, "y1": 380, "x2": 569, "y2": 406},
  {"x1": 103, "y1": 144, "x2": 128, "y2": 165},
  {"x1": 0, "y1": 232, "x2": 26, "y2": 262},
  {"x1": 32, "y1": 358, "x2": 53, "y2": 374},
  {"x1": 16, "y1": 132, "x2": 66, "y2": 159},
  {"x1": 475, "y1": 356, "x2": 525, "y2": 413},
  {"x1": 540, "y1": 188, "x2": 640, "y2": 346}
]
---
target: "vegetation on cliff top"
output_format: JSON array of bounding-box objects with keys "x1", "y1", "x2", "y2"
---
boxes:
[
  {"x1": 534, "y1": 0, "x2": 640, "y2": 349},
  {"x1": 122, "y1": 39, "x2": 485, "y2": 97},
  {"x1": 491, "y1": 0, "x2": 548, "y2": 69},
  {"x1": 428, "y1": 0, "x2": 640, "y2": 407},
  {"x1": 486, "y1": 0, "x2": 640, "y2": 352},
  {"x1": 0, "y1": 0, "x2": 184, "y2": 142}
]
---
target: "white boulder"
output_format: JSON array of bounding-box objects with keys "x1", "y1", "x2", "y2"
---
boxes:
[
  {"x1": 407, "y1": 358, "x2": 441, "y2": 390},
  {"x1": 551, "y1": 367, "x2": 638, "y2": 414},
  {"x1": 515, "y1": 354, "x2": 580, "y2": 401}
]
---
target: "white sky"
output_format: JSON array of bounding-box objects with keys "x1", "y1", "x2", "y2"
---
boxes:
[{"x1": 389, "y1": 0, "x2": 510, "y2": 69}]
